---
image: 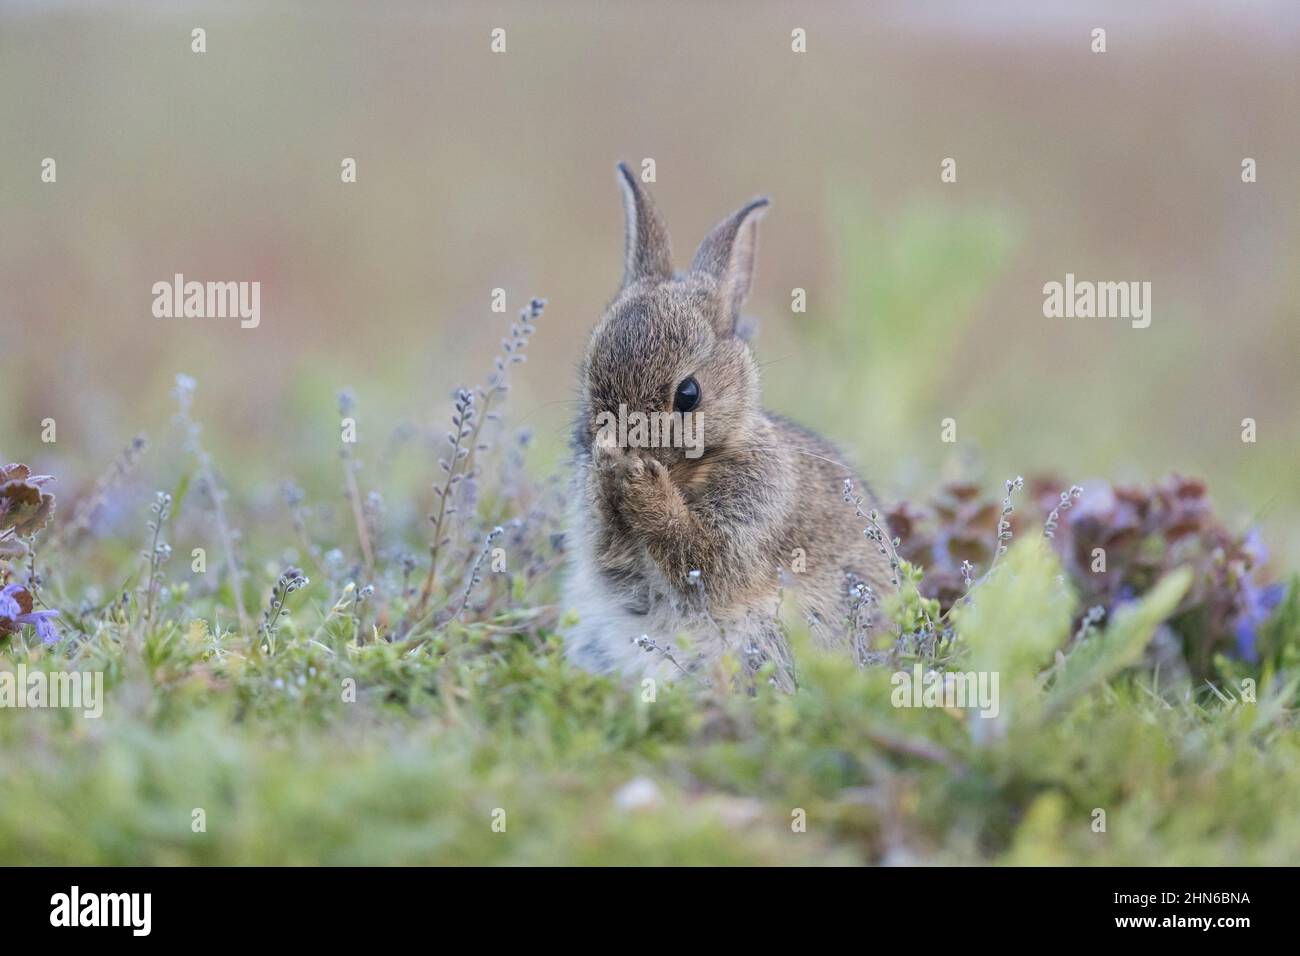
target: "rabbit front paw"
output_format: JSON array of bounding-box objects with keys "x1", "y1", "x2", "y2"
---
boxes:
[
  {"x1": 621, "y1": 454, "x2": 683, "y2": 526},
  {"x1": 591, "y1": 436, "x2": 637, "y2": 517}
]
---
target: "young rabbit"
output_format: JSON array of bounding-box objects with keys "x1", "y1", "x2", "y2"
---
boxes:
[{"x1": 563, "y1": 163, "x2": 895, "y2": 684}]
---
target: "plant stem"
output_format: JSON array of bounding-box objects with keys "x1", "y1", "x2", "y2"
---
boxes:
[
  {"x1": 342, "y1": 456, "x2": 374, "y2": 575},
  {"x1": 412, "y1": 406, "x2": 470, "y2": 621}
]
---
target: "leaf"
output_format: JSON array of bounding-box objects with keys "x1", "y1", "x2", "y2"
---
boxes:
[
  {"x1": 1250, "y1": 672, "x2": 1300, "y2": 732},
  {"x1": 170, "y1": 470, "x2": 194, "y2": 522},
  {"x1": 0, "y1": 463, "x2": 56, "y2": 538},
  {"x1": 953, "y1": 536, "x2": 1074, "y2": 682},
  {"x1": 1256, "y1": 576, "x2": 1300, "y2": 667},
  {"x1": 0, "y1": 537, "x2": 29, "y2": 560},
  {"x1": 1045, "y1": 566, "x2": 1192, "y2": 717}
]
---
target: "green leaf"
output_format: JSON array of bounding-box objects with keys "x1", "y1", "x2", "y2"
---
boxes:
[
  {"x1": 1256, "y1": 575, "x2": 1300, "y2": 670},
  {"x1": 953, "y1": 536, "x2": 1074, "y2": 682},
  {"x1": 1045, "y1": 566, "x2": 1192, "y2": 717},
  {"x1": 170, "y1": 470, "x2": 194, "y2": 520}
]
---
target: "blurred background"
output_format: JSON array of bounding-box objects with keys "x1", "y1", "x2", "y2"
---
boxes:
[{"x1": 3, "y1": 0, "x2": 1299, "y2": 566}]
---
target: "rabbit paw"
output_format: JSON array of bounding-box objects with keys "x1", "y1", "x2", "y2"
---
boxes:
[
  {"x1": 621, "y1": 454, "x2": 681, "y2": 524},
  {"x1": 591, "y1": 436, "x2": 639, "y2": 520},
  {"x1": 594, "y1": 434, "x2": 634, "y2": 484}
]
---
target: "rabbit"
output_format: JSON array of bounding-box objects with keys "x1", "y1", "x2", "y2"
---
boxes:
[{"x1": 563, "y1": 163, "x2": 895, "y2": 685}]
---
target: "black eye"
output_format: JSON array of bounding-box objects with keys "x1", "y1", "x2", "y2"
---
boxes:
[{"x1": 673, "y1": 376, "x2": 700, "y2": 413}]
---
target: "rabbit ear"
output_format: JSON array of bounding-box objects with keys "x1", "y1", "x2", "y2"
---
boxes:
[
  {"x1": 690, "y1": 197, "x2": 770, "y2": 335},
  {"x1": 616, "y1": 162, "x2": 673, "y2": 288}
]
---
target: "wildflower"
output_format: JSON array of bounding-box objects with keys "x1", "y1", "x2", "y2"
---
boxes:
[
  {"x1": 173, "y1": 373, "x2": 248, "y2": 631},
  {"x1": 892, "y1": 473, "x2": 1284, "y2": 675},
  {"x1": 1233, "y1": 532, "x2": 1284, "y2": 663},
  {"x1": 261, "y1": 566, "x2": 309, "y2": 643},
  {"x1": 0, "y1": 583, "x2": 60, "y2": 644}
]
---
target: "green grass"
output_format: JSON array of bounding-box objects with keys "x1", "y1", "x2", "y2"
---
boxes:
[{"x1": 4, "y1": 526, "x2": 1298, "y2": 865}]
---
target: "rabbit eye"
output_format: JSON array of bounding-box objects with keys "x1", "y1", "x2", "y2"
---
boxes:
[{"x1": 673, "y1": 376, "x2": 700, "y2": 413}]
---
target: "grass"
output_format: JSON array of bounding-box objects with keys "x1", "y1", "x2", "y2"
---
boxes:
[
  {"x1": 3, "y1": 411, "x2": 1299, "y2": 866},
  {"x1": 2, "y1": 296, "x2": 1298, "y2": 866},
  {"x1": 4, "y1": 563, "x2": 1299, "y2": 865}
]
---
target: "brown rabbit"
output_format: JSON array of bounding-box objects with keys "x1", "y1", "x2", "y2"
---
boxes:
[{"x1": 563, "y1": 163, "x2": 895, "y2": 684}]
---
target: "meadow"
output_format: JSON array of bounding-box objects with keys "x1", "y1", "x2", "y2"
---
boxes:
[
  {"x1": 2, "y1": 309, "x2": 1297, "y2": 864},
  {"x1": 3, "y1": 2, "x2": 1299, "y2": 865}
]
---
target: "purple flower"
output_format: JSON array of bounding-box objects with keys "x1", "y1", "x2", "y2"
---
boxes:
[
  {"x1": 1234, "y1": 579, "x2": 1285, "y2": 664},
  {"x1": 0, "y1": 582, "x2": 60, "y2": 645},
  {"x1": 0, "y1": 584, "x2": 19, "y2": 618},
  {"x1": 23, "y1": 609, "x2": 60, "y2": 644}
]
